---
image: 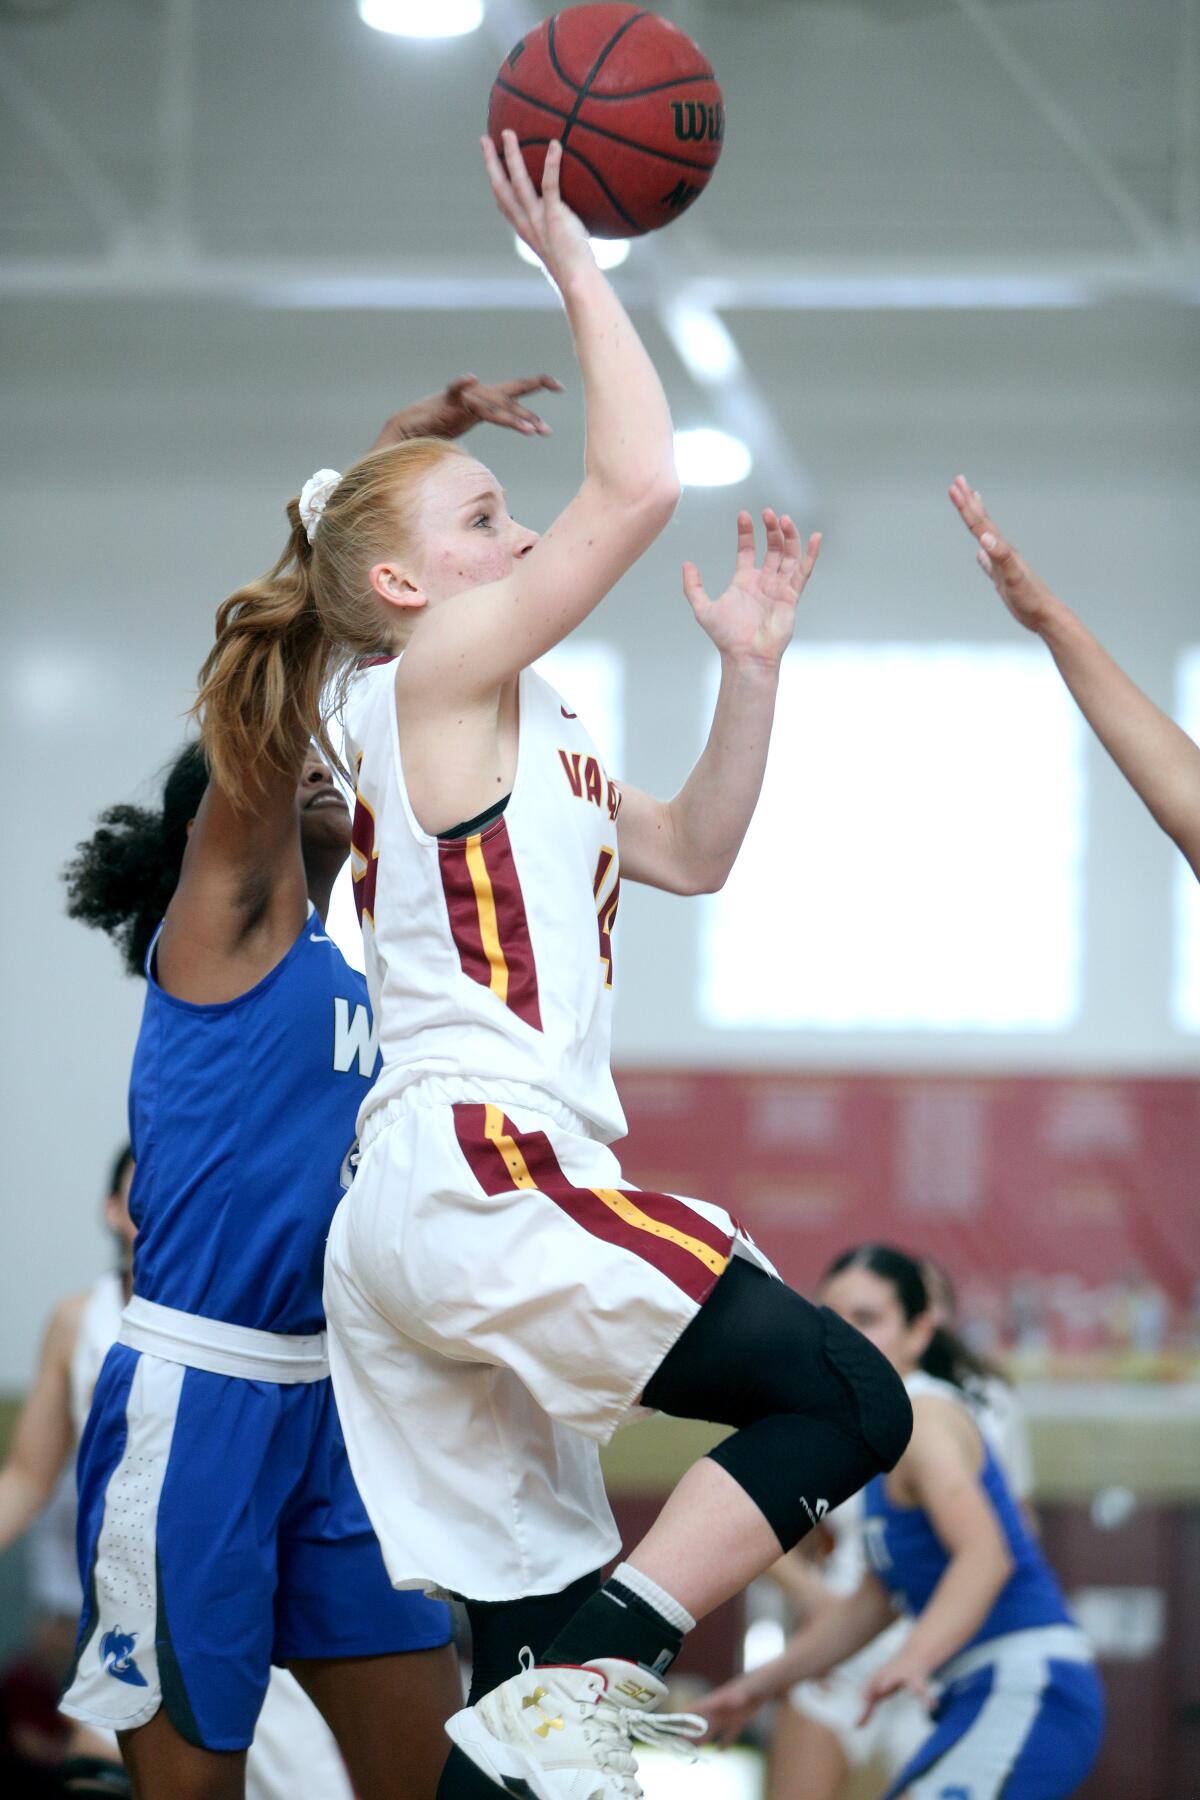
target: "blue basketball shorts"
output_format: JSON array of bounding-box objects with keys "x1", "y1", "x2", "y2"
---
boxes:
[
  {"x1": 882, "y1": 1638, "x2": 1104, "y2": 1799},
  {"x1": 61, "y1": 1344, "x2": 452, "y2": 1751}
]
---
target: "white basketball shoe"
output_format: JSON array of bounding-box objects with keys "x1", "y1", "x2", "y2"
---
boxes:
[{"x1": 444, "y1": 1649, "x2": 706, "y2": 1800}]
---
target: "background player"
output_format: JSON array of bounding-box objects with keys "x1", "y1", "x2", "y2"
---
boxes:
[
  {"x1": 950, "y1": 474, "x2": 1200, "y2": 880},
  {"x1": 194, "y1": 132, "x2": 913, "y2": 1800},
  {"x1": 0, "y1": 1147, "x2": 135, "y2": 1795},
  {"x1": 700, "y1": 1246, "x2": 1104, "y2": 1800},
  {"x1": 0, "y1": 1145, "x2": 360, "y2": 1800},
  {"x1": 58, "y1": 374, "x2": 560, "y2": 1800},
  {"x1": 764, "y1": 1256, "x2": 1036, "y2": 1800}
]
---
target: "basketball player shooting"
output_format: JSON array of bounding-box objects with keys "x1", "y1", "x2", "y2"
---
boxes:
[{"x1": 193, "y1": 130, "x2": 913, "y2": 1800}]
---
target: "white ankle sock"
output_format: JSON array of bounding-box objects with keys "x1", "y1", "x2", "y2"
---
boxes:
[{"x1": 611, "y1": 1562, "x2": 696, "y2": 1636}]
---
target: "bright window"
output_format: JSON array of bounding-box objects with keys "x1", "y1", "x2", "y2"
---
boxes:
[
  {"x1": 1172, "y1": 648, "x2": 1200, "y2": 1030},
  {"x1": 535, "y1": 640, "x2": 624, "y2": 773},
  {"x1": 701, "y1": 645, "x2": 1085, "y2": 1030}
]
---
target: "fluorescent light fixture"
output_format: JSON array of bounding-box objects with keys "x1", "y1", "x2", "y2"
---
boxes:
[
  {"x1": 673, "y1": 427, "x2": 752, "y2": 488},
  {"x1": 357, "y1": 0, "x2": 484, "y2": 38},
  {"x1": 514, "y1": 233, "x2": 630, "y2": 271},
  {"x1": 662, "y1": 298, "x2": 741, "y2": 384}
]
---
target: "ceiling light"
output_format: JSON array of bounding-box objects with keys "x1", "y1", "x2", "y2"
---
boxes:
[
  {"x1": 673, "y1": 427, "x2": 752, "y2": 488},
  {"x1": 357, "y1": 0, "x2": 484, "y2": 38},
  {"x1": 514, "y1": 233, "x2": 630, "y2": 271},
  {"x1": 662, "y1": 299, "x2": 741, "y2": 384}
]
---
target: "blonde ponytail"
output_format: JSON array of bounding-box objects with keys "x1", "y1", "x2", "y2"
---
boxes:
[
  {"x1": 193, "y1": 435, "x2": 465, "y2": 810},
  {"x1": 192, "y1": 502, "x2": 337, "y2": 809}
]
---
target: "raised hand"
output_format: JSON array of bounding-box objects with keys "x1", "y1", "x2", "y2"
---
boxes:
[
  {"x1": 481, "y1": 132, "x2": 594, "y2": 286},
  {"x1": 948, "y1": 474, "x2": 1065, "y2": 635},
  {"x1": 372, "y1": 373, "x2": 565, "y2": 451},
  {"x1": 683, "y1": 509, "x2": 821, "y2": 668}
]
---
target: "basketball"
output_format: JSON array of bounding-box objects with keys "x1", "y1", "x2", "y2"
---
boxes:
[{"x1": 487, "y1": 4, "x2": 724, "y2": 239}]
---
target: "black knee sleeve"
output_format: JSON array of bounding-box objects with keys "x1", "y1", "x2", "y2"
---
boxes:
[{"x1": 643, "y1": 1260, "x2": 912, "y2": 1552}]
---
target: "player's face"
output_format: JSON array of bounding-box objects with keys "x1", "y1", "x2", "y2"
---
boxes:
[
  {"x1": 409, "y1": 456, "x2": 539, "y2": 601},
  {"x1": 297, "y1": 752, "x2": 351, "y2": 857},
  {"x1": 104, "y1": 1159, "x2": 137, "y2": 1255},
  {"x1": 821, "y1": 1267, "x2": 929, "y2": 1375}
]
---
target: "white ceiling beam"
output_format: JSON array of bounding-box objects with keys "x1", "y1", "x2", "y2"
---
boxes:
[
  {"x1": 0, "y1": 42, "x2": 136, "y2": 244},
  {"x1": 1179, "y1": 0, "x2": 1200, "y2": 249},
  {"x1": 0, "y1": 251, "x2": 1196, "y2": 307},
  {"x1": 156, "y1": 0, "x2": 196, "y2": 255},
  {"x1": 953, "y1": 0, "x2": 1172, "y2": 259}
]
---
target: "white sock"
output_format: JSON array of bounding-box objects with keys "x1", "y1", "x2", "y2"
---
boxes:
[{"x1": 610, "y1": 1561, "x2": 696, "y2": 1636}]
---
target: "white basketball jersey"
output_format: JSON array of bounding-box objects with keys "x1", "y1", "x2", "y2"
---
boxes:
[
  {"x1": 342, "y1": 659, "x2": 626, "y2": 1142},
  {"x1": 69, "y1": 1270, "x2": 126, "y2": 1440}
]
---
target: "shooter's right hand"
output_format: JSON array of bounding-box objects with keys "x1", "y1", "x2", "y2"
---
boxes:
[{"x1": 482, "y1": 132, "x2": 596, "y2": 288}]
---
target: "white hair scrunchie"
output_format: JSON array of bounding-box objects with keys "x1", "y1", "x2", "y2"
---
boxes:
[{"x1": 298, "y1": 468, "x2": 343, "y2": 545}]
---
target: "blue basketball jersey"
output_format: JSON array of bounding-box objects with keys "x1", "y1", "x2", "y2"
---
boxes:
[
  {"x1": 128, "y1": 915, "x2": 379, "y2": 1333},
  {"x1": 864, "y1": 1378, "x2": 1072, "y2": 1657}
]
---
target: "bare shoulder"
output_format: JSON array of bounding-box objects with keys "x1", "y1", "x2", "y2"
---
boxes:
[{"x1": 42, "y1": 1291, "x2": 87, "y2": 1364}]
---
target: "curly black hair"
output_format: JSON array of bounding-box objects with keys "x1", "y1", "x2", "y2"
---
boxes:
[{"x1": 62, "y1": 743, "x2": 209, "y2": 978}]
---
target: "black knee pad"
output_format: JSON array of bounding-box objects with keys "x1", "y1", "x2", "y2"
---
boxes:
[
  {"x1": 704, "y1": 1317, "x2": 911, "y2": 1552},
  {"x1": 817, "y1": 1304, "x2": 913, "y2": 1475},
  {"x1": 643, "y1": 1259, "x2": 913, "y2": 1552}
]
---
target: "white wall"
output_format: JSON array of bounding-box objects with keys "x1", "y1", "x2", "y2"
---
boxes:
[{"x1": 2, "y1": 292, "x2": 1197, "y2": 1383}]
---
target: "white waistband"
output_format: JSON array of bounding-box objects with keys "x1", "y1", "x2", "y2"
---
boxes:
[
  {"x1": 940, "y1": 1623, "x2": 1094, "y2": 1687},
  {"x1": 359, "y1": 1073, "x2": 598, "y2": 1150},
  {"x1": 118, "y1": 1295, "x2": 329, "y2": 1384}
]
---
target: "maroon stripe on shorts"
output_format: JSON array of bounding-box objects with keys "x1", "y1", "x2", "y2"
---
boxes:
[
  {"x1": 453, "y1": 1104, "x2": 513, "y2": 1195},
  {"x1": 452, "y1": 1105, "x2": 729, "y2": 1306}
]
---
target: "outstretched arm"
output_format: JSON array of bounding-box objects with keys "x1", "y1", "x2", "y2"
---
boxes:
[
  {"x1": 858, "y1": 1396, "x2": 1013, "y2": 1723},
  {"x1": 618, "y1": 510, "x2": 821, "y2": 894},
  {"x1": 0, "y1": 1297, "x2": 80, "y2": 1553},
  {"x1": 697, "y1": 1575, "x2": 894, "y2": 1745},
  {"x1": 371, "y1": 371, "x2": 563, "y2": 448},
  {"x1": 950, "y1": 474, "x2": 1200, "y2": 880}
]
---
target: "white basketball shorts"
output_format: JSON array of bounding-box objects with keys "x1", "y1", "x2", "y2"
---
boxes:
[
  {"x1": 324, "y1": 1079, "x2": 771, "y2": 1603},
  {"x1": 788, "y1": 1618, "x2": 927, "y2": 1773}
]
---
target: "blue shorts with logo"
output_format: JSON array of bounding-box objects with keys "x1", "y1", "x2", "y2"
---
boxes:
[
  {"x1": 882, "y1": 1645, "x2": 1104, "y2": 1799},
  {"x1": 61, "y1": 1345, "x2": 452, "y2": 1750}
]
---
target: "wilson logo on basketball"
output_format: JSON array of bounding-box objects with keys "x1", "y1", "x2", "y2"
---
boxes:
[
  {"x1": 660, "y1": 180, "x2": 704, "y2": 215},
  {"x1": 669, "y1": 101, "x2": 725, "y2": 145}
]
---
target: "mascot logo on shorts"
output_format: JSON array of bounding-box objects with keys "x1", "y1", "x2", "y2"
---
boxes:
[{"x1": 100, "y1": 1627, "x2": 148, "y2": 1687}]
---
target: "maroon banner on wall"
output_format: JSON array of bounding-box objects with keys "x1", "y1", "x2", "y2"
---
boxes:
[{"x1": 616, "y1": 1071, "x2": 1200, "y2": 1374}]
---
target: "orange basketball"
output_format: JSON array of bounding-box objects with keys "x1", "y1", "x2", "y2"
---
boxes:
[{"x1": 487, "y1": 4, "x2": 725, "y2": 238}]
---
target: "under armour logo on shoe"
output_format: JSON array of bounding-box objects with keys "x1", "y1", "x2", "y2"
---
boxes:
[
  {"x1": 100, "y1": 1627, "x2": 148, "y2": 1688},
  {"x1": 521, "y1": 1687, "x2": 564, "y2": 1738}
]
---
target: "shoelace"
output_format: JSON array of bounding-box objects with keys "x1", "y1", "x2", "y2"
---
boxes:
[
  {"x1": 583, "y1": 1695, "x2": 707, "y2": 1800},
  {"x1": 511, "y1": 1651, "x2": 706, "y2": 1800}
]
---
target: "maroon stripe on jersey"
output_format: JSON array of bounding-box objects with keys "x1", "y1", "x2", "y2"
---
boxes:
[
  {"x1": 437, "y1": 838, "x2": 494, "y2": 992},
  {"x1": 479, "y1": 822, "x2": 542, "y2": 1031},
  {"x1": 452, "y1": 1105, "x2": 729, "y2": 1306}
]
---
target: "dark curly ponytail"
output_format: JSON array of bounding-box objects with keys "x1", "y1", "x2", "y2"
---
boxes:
[{"x1": 62, "y1": 743, "x2": 209, "y2": 977}]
